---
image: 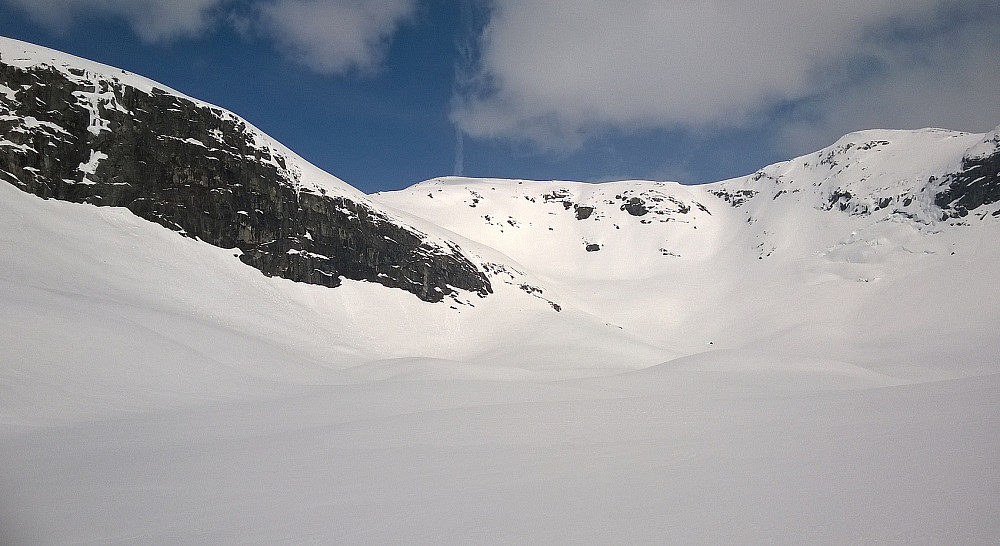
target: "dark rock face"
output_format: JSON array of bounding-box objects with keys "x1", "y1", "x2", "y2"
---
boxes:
[
  {"x1": 621, "y1": 197, "x2": 648, "y2": 216},
  {"x1": 824, "y1": 189, "x2": 853, "y2": 212},
  {"x1": 0, "y1": 59, "x2": 490, "y2": 302},
  {"x1": 709, "y1": 188, "x2": 758, "y2": 207},
  {"x1": 935, "y1": 147, "x2": 1000, "y2": 219}
]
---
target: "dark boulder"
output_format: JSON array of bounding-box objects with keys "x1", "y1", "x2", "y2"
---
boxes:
[
  {"x1": 574, "y1": 205, "x2": 594, "y2": 220},
  {"x1": 622, "y1": 197, "x2": 648, "y2": 216}
]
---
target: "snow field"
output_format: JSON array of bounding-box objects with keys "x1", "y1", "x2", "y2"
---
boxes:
[{"x1": 3, "y1": 162, "x2": 999, "y2": 542}]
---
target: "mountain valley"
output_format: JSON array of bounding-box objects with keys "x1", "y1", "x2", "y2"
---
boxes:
[{"x1": 1, "y1": 37, "x2": 998, "y2": 544}]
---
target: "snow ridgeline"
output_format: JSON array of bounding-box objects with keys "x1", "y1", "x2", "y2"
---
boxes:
[{"x1": 374, "y1": 125, "x2": 1000, "y2": 280}]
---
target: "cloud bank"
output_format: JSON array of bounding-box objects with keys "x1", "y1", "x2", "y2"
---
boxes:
[
  {"x1": 2, "y1": 0, "x2": 417, "y2": 74},
  {"x1": 257, "y1": 0, "x2": 416, "y2": 74},
  {"x1": 452, "y1": 0, "x2": 1000, "y2": 153},
  {"x1": 6, "y1": 0, "x2": 998, "y2": 165},
  {"x1": 2, "y1": 0, "x2": 224, "y2": 41}
]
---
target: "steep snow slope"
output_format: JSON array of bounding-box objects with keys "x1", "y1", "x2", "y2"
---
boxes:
[
  {"x1": 374, "y1": 127, "x2": 989, "y2": 278},
  {"x1": 379, "y1": 177, "x2": 725, "y2": 279},
  {"x1": 373, "y1": 127, "x2": 1000, "y2": 363}
]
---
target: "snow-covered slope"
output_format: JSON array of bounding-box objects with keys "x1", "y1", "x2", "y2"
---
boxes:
[
  {"x1": 373, "y1": 126, "x2": 1000, "y2": 358},
  {"x1": 374, "y1": 127, "x2": 994, "y2": 279},
  {"x1": 2, "y1": 36, "x2": 1000, "y2": 544}
]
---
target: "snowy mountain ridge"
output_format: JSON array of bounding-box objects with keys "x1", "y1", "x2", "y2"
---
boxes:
[
  {"x1": 375, "y1": 125, "x2": 999, "y2": 282},
  {"x1": 0, "y1": 36, "x2": 492, "y2": 302}
]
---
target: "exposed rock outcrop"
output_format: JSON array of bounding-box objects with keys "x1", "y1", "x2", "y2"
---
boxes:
[
  {"x1": 0, "y1": 55, "x2": 491, "y2": 302},
  {"x1": 935, "y1": 144, "x2": 1000, "y2": 219}
]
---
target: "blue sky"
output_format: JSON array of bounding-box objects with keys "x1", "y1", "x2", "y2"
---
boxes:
[{"x1": 1, "y1": 1, "x2": 998, "y2": 193}]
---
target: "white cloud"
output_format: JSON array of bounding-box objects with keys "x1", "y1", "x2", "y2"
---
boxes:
[
  {"x1": 4, "y1": 0, "x2": 417, "y2": 75},
  {"x1": 2, "y1": 0, "x2": 225, "y2": 42},
  {"x1": 777, "y1": 7, "x2": 1000, "y2": 154},
  {"x1": 256, "y1": 0, "x2": 417, "y2": 74},
  {"x1": 452, "y1": 0, "x2": 1000, "y2": 152}
]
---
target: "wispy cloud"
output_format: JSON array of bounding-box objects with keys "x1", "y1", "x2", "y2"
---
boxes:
[
  {"x1": 452, "y1": 0, "x2": 1000, "y2": 154},
  {"x1": 452, "y1": 0, "x2": 491, "y2": 176}
]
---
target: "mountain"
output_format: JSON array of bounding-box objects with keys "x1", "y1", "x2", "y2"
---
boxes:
[
  {"x1": 2, "y1": 37, "x2": 999, "y2": 544},
  {"x1": 377, "y1": 127, "x2": 1000, "y2": 277},
  {"x1": 373, "y1": 125, "x2": 1000, "y2": 357},
  {"x1": 2, "y1": 35, "x2": 999, "y2": 313},
  {"x1": 0, "y1": 37, "x2": 490, "y2": 302}
]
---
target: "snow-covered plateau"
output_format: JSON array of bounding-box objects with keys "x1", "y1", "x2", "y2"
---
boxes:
[{"x1": 1, "y1": 37, "x2": 998, "y2": 544}]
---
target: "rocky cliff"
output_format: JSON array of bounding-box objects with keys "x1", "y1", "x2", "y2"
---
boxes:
[
  {"x1": 936, "y1": 132, "x2": 1000, "y2": 219},
  {"x1": 0, "y1": 44, "x2": 490, "y2": 302}
]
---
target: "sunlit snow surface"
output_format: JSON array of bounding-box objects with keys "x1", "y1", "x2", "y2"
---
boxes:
[
  {"x1": 2, "y1": 165, "x2": 999, "y2": 542},
  {"x1": 1, "y1": 39, "x2": 1000, "y2": 540}
]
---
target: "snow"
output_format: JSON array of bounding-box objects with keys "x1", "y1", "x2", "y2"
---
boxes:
[
  {"x1": 2, "y1": 37, "x2": 1000, "y2": 543},
  {"x1": 77, "y1": 149, "x2": 107, "y2": 176},
  {"x1": 0, "y1": 82, "x2": 15, "y2": 100},
  {"x1": 3, "y1": 149, "x2": 1000, "y2": 543},
  {"x1": 0, "y1": 139, "x2": 32, "y2": 153},
  {"x1": 4, "y1": 372, "x2": 997, "y2": 544},
  {"x1": 718, "y1": 128, "x2": 984, "y2": 224},
  {"x1": 16, "y1": 116, "x2": 71, "y2": 136}
]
